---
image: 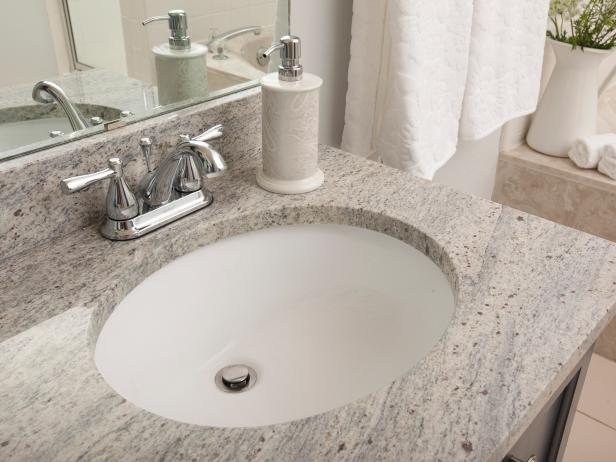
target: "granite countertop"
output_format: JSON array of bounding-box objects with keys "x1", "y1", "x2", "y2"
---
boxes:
[
  {"x1": 1, "y1": 145, "x2": 616, "y2": 462},
  {"x1": 494, "y1": 81, "x2": 616, "y2": 360}
]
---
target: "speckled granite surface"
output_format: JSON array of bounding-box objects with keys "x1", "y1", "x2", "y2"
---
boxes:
[
  {"x1": 1, "y1": 91, "x2": 616, "y2": 462},
  {"x1": 494, "y1": 84, "x2": 616, "y2": 362},
  {"x1": 0, "y1": 103, "x2": 121, "y2": 124}
]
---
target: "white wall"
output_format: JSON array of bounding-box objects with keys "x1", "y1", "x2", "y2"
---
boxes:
[
  {"x1": 0, "y1": 2, "x2": 59, "y2": 86},
  {"x1": 68, "y1": 0, "x2": 127, "y2": 74},
  {"x1": 290, "y1": 0, "x2": 353, "y2": 147},
  {"x1": 46, "y1": 0, "x2": 72, "y2": 76},
  {"x1": 433, "y1": 129, "x2": 502, "y2": 199}
]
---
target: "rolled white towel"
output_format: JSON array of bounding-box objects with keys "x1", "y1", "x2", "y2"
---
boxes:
[
  {"x1": 598, "y1": 143, "x2": 616, "y2": 180},
  {"x1": 568, "y1": 134, "x2": 616, "y2": 169}
]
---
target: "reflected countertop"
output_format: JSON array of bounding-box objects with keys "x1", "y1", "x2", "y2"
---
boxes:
[{"x1": 0, "y1": 68, "x2": 156, "y2": 120}]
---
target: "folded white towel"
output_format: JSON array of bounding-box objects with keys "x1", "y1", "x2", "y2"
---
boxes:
[
  {"x1": 598, "y1": 143, "x2": 616, "y2": 180},
  {"x1": 569, "y1": 134, "x2": 616, "y2": 169}
]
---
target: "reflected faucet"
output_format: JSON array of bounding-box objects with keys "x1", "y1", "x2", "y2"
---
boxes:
[
  {"x1": 207, "y1": 26, "x2": 262, "y2": 60},
  {"x1": 32, "y1": 80, "x2": 89, "y2": 131}
]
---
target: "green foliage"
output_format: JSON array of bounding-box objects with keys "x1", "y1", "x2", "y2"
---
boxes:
[{"x1": 548, "y1": 0, "x2": 616, "y2": 49}]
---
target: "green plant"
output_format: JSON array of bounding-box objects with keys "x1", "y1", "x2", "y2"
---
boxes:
[{"x1": 548, "y1": 0, "x2": 616, "y2": 49}]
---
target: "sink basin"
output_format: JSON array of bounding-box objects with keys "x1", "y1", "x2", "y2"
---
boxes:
[
  {"x1": 0, "y1": 103, "x2": 122, "y2": 155},
  {"x1": 239, "y1": 33, "x2": 275, "y2": 71},
  {"x1": 0, "y1": 118, "x2": 73, "y2": 152},
  {"x1": 204, "y1": 32, "x2": 273, "y2": 84},
  {"x1": 95, "y1": 224, "x2": 455, "y2": 428}
]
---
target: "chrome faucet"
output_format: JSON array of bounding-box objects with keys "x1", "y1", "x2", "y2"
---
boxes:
[
  {"x1": 142, "y1": 125, "x2": 226, "y2": 208},
  {"x1": 207, "y1": 26, "x2": 261, "y2": 60},
  {"x1": 32, "y1": 81, "x2": 89, "y2": 132},
  {"x1": 60, "y1": 124, "x2": 227, "y2": 241}
]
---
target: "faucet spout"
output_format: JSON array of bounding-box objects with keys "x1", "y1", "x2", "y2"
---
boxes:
[
  {"x1": 176, "y1": 140, "x2": 227, "y2": 179},
  {"x1": 207, "y1": 26, "x2": 261, "y2": 46},
  {"x1": 143, "y1": 127, "x2": 227, "y2": 209},
  {"x1": 32, "y1": 81, "x2": 89, "y2": 132},
  {"x1": 207, "y1": 26, "x2": 262, "y2": 60}
]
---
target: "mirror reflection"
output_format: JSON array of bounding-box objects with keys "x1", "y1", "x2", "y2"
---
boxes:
[{"x1": 1, "y1": 0, "x2": 287, "y2": 161}]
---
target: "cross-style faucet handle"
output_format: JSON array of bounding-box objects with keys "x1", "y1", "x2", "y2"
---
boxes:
[
  {"x1": 60, "y1": 158, "x2": 139, "y2": 221},
  {"x1": 181, "y1": 124, "x2": 224, "y2": 144}
]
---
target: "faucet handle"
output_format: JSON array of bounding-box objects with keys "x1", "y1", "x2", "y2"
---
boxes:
[
  {"x1": 173, "y1": 125, "x2": 227, "y2": 193},
  {"x1": 176, "y1": 124, "x2": 224, "y2": 145},
  {"x1": 61, "y1": 159, "x2": 119, "y2": 194},
  {"x1": 61, "y1": 158, "x2": 139, "y2": 221},
  {"x1": 192, "y1": 124, "x2": 224, "y2": 143},
  {"x1": 176, "y1": 123, "x2": 224, "y2": 154}
]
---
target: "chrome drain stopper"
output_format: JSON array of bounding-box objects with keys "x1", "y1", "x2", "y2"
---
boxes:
[{"x1": 215, "y1": 365, "x2": 257, "y2": 393}]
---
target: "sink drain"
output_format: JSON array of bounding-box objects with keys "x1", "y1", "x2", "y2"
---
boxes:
[{"x1": 215, "y1": 365, "x2": 257, "y2": 393}]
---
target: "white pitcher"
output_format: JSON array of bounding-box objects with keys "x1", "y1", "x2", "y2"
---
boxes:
[{"x1": 527, "y1": 38, "x2": 611, "y2": 157}]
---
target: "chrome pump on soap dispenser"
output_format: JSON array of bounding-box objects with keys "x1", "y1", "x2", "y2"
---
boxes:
[
  {"x1": 256, "y1": 35, "x2": 324, "y2": 195},
  {"x1": 142, "y1": 10, "x2": 208, "y2": 106}
]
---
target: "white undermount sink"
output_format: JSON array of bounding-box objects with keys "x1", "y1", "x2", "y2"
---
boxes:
[{"x1": 95, "y1": 224, "x2": 455, "y2": 428}]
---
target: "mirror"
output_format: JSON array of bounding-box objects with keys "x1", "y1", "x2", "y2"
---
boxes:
[{"x1": 0, "y1": 0, "x2": 289, "y2": 162}]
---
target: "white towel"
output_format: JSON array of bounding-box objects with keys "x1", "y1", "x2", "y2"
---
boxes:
[
  {"x1": 459, "y1": 0, "x2": 551, "y2": 140},
  {"x1": 342, "y1": 0, "x2": 550, "y2": 179},
  {"x1": 341, "y1": 0, "x2": 390, "y2": 160},
  {"x1": 376, "y1": 0, "x2": 475, "y2": 177},
  {"x1": 460, "y1": 0, "x2": 549, "y2": 140},
  {"x1": 569, "y1": 134, "x2": 616, "y2": 169},
  {"x1": 598, "y1": 143, "x2": 616, "y2": 180}
]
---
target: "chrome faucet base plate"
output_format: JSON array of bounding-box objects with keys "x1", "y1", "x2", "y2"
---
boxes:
[{"x1": 100, "y1": 189, "x2": 213, "y2": 241}]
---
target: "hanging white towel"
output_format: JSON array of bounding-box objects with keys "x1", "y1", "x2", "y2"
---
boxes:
[
  {"x1": 342, "y1": 0, "x2": 550, "y2": 179},
  {"x1": 375, "y1": 0, "x2": 475, "y2": 178},
  {"x1": 569, "y1": 134, "x2": 616, "y2": 169},
  {"x1": 459, "y1": 0, "x2": 551, "y2": 140},
  {"x1": 341, "y1": 0, "x2": 390, "y2": 160},
  {"x1": 598, "y1": 143, "x2": 616, "y2": 180}
]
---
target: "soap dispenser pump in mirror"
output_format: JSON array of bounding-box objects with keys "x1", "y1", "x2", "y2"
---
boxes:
[
  {"x1": 256, "y1": 35, "x2": 324, "y2": 195},
  {"x1": 142, "y1": 10, "x2": 208, "y2": 106}
]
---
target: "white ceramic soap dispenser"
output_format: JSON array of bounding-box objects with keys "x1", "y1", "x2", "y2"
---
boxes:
[
  {"x1": 142, "y1": 10, "x2": 208, "y2": 106},
  {"x1": 256, "y1": 35, "x2": 324, "y2": 195}
]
